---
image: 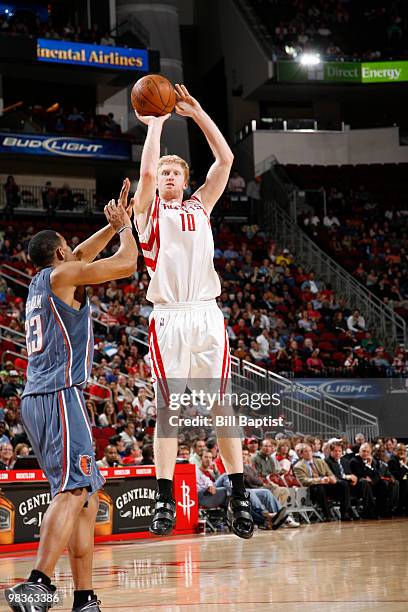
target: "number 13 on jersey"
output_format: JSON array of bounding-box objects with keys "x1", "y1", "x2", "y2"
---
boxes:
[
  {"x1": 25, "y1": 315, "x2": 43, "y2": 355},
  {"x1": 180, "y1": 212, "x2": 196, "y2": 232}
]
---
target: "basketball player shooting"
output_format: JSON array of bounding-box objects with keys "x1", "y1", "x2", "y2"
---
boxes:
[
  {"x1": 133, "y1": 84, "x2": 254, "y2": 539},
  {"x1": 5, "y1": 181, "x2": 137, "y2": 612}
]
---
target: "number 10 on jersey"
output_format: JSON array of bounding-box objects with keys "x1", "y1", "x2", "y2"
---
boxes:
[{"x1": 180, "y1": 213, "x2": 196, "y2": 232}]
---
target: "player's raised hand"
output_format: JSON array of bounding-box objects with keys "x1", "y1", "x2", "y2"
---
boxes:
[
  {"x1": 174, "y1": 84, "x2": 202, "y2": 118},
  {"x1": 118, "y1": 177, "x2": 132, "y2": 216},
  {"x1": 104, "y1": 198, "x2": 132, "y2": 232},
  {"x1": 134, "y1": 110, "x2": 171, "y2": 126}
]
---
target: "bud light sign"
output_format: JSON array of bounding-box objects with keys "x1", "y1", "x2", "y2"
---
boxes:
[{"x1": 0, "y1": 133, "x2": 131, "y2": 161}]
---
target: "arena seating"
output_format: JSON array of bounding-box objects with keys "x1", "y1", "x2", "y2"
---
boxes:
[
  {"x1": 288, "y1": 164, "x2": 408, "y2": 323},
  {"x1": 249, "y1": 0, "x2": 408, "y2": 60}
]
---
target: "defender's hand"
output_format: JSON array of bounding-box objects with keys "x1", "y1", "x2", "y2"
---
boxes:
[
  {"x1": 134, "y1": 110, "x2": 171, "y2": 126},
  {"x1": 104, "y1": 199, "x2": 131, "y2": 232},
  {"x1": 118, "y1": 178, "x2": 132, "y2": 216},
  {"x1": 174, "y1": 84, "x2": 202, "y2": 118}
]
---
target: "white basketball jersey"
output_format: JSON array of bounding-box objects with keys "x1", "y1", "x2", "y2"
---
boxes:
[{"x1": 137, "y1": 194, "x2": 221, "y2": 304}]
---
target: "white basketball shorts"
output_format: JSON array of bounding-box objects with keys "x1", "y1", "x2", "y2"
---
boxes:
[{"x1": 148, "y1": 300, "x2": 231, "y2": 406}]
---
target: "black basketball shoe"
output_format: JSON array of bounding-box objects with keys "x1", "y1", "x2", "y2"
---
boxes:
[
  {"x1": 227, "y1": 492, "x2": 255, "y2": 539},
  {"x1": 5, "y1": 580, "x2": 57, "y2": 611},
  {"x1": 149, "y1": 494, "x2": 176, "y2": 535},
  {"x1": 72, "y1": 596, "x2": 101, "y2": 612}
]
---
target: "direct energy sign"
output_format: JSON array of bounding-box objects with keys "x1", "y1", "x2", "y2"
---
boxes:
[
  {"x1": 0, "y1": 134, "x2": 131, "y2": 161},
  {"x1": 37, "y1": 38, "x2": 148, "y2": 72}
]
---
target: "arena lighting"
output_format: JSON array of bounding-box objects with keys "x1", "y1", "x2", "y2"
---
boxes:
[
  {"x1": 285, "y1": 45, "x2": 297, "y2": 58},
  {"x1": 299, "y1": 52, "x2": 321, "y2": 66}
]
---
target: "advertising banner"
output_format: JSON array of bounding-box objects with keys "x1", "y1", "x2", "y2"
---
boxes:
[
  {"x1": 277, "y1": 61, "x2": 361, "y2": 83},
  {"x1": 37, "y1": 38, "x2": 149, "y2": 72},
  {"x1": 0, "y1": 133, "x2": 131, "y2": 161},
  {"x1": 277, "y1": 60, "x2": 408, "y2": 84},
  {"x1": 0, "y1": 464, "x2": 198, "y2": 546},
  {"x1": 361, "y1": 61, "x2": 408, "y2": 83}
]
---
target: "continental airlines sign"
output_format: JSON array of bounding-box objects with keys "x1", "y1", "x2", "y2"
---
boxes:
[
  {"x1": 37, "y1": 38, "x2": 149, "y2": 72},
  {"x1": 277, "y1": 60, "x2": 408, "y2": 84}
]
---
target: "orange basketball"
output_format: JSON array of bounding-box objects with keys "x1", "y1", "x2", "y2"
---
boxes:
[{"x1": 131, "y1": 74, "x2": 176, "y2": 117}]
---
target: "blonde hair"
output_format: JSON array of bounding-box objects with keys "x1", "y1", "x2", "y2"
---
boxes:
[{"x1": 157, "y1": 155, "x2": 189, "y2": 183}]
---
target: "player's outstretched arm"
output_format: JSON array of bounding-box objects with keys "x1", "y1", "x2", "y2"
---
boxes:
[
  {"x1": 132, "y1": 111, "x2": 170, "y2": 217},
  {"x1": 73, "y1": 178, "x2": 132, "y2": 263},
  {"x1": 51, "y1": 201, "x2": 138, "y2": 292},
  {"x1": 174, "y1": 84, "x2": 233, "y2": 213}
]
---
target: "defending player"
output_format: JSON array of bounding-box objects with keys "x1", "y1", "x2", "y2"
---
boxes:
[
  {"x1": 5, "y1": 181, "x2": 137, "y2": 612},
  {"x1": 133, "y1": 84, "x2": 254, "y2": 539}
]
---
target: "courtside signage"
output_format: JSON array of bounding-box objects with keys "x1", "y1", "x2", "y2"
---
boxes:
[
  {"x1": 37, "y1": 38, "x2": 149, "y2": 72},
  {"x1": 277, "y1": 60, "x2": 408, "y2": 84},
  {"x1": 0, "y1": 133, "x2": 131, "y2": 160}
]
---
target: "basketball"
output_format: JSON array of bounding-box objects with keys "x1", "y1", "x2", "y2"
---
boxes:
[{"x1": 131, "y1": 74, "x2": 176, "y2": 117}]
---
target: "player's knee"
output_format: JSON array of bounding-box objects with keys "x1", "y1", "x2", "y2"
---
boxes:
[{"x1": 59, "y1": 487, "x2": 88, "y2": 505}]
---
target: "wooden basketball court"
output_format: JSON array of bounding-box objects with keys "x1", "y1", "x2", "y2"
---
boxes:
[{"x1": 1, "y1": 519, "x2": 408, "y2": 611}]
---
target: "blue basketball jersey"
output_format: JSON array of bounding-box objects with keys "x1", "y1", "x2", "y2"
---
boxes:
[{"x1": 22, "y1": 267, "x2": 94, "y2": 396}]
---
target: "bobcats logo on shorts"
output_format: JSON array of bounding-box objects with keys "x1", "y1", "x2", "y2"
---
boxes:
[{"x1": 79, "y1": 454, "x2": 93, "y2": 477}]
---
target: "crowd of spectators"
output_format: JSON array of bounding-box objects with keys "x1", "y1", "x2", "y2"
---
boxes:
[
  {"x1": 2, "y1": 175, "x2": 92, "y2": 215},
  {"x1": 252, "y1": 0, "x2": 408, "y2": 61},
  {"x1": 1, "y1": 214, "x2": 408, "y2": 528},
  {"x1": 0, "y1": 13, "x2": 117, "y2": 47},
  {"x1": 292, "y1": 164, "x2": 408, "y2": 324},
  {"x1": 24, "y1": 105, "x2": 122, "y2": 138}
]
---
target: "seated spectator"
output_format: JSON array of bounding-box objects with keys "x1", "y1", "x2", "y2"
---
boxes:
[
  {"x1": 241, "y1": 446, "x2": 299, "y2": 528},
  {"x1": 196, "y1": 450, "x2": 228, "y2": 508},
  {"x1": 98, "y1": 401, "x2": 117, "y2": 428},
  {"x1": 373, "y1": 445, "x2": 399, "y2": 515},
  {"x1": 4, "y1": 405, "x2": 24, "y2": 438},
  {"x1": 140, "y1": 444, "x2": 154, "y2": 465},
  {"x1": 109, "y1": 435, "x2": 126, "y2": 459},
  {"x1": 2, "y1": 370, "x2": 23, "y2": 398},
  {"x1": 0, "y1": 442, "x2": 15, "y2": 469},
  {"x1": 57, "y1": 183, "x2": 74, "y2": 210},
  {"x1": 85, "y1": 399, "x2": 99, "y2": 426},
  {"x1": 388, "y1": 443, "x2": 408, "y2": 515},
  {"x1": 301, "y1": 272, "x2": 324, "y2": 294},
  {"x1": 67, "y1": 107, "x2": 85, "y2": 124},
  {"x1": 177, "y1": 444, "x2": 191, "y2": 461},
  {"x1": 4, "y1": 175, "x2": 20, "y2": 214},
  {"x1": 120, "y1": 421, "x2": 137, "y2": 446},
  {"x1": 96, "y1": 444, "x2": 122, "y2": 468},
  {"x1": 199, "y1": 447, "x2": 221, "y2": 481},
  {"x1": 121, "y1": 442, "x2": 142, "y2": 465},
  {"x1": 14, "y1": 442, "x2": 30, "y2": 457},
  {"x1": 227, "y1": 171, "x2": 246, "y2": 194},
  {"x1": 133, "y1": 387, "x2": 155, "y2": 421},
  {"x1": 103, "y1": 112, "x2": 120, "y2": 134},
  {"x1": 88, "y1": 376, "x2": 111, "y2": 404},
  {"x1": 349, "y1": 443, "x2": 390, "y2": 518},
  {"x1": 189, "y1": 439, "x2": 207, "y2": 467},
  {"x1": 247, "y1": 436, "x2": 259, "y2": 458},
  {"x1": 294, "y1": 443, "x2": 352, "y2": 521},
  {"x1": 347, "y1": 309, "x2": 366, "y2": 333},
  {"x1": 306, "y1": 349, "x2": 324, "y2": 375},
  {"x1": 274, "y1": 439, "x2": 300, "y2": 485},
  {"x1": 0, "y1": 421, "x2": 10, "y2": 445},
  {"x1": 252, "y1": 439, "x2": 289, "y2": 505},
  {"x1": 83, "y1": 117, "x2": 99, "y2": 137}
]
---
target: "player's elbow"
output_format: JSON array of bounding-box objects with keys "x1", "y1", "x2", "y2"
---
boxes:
[
  {"x1": 140, "y1": 169, "x2": 156, "y2": 182},
  {"x1": 223, "y1": 151, "x2": 234, "y2": 167}
]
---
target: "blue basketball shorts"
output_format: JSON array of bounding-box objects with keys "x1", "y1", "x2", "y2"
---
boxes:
[{"x1": 21, "y1": 386, "x2": 105, "y2": 498}]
